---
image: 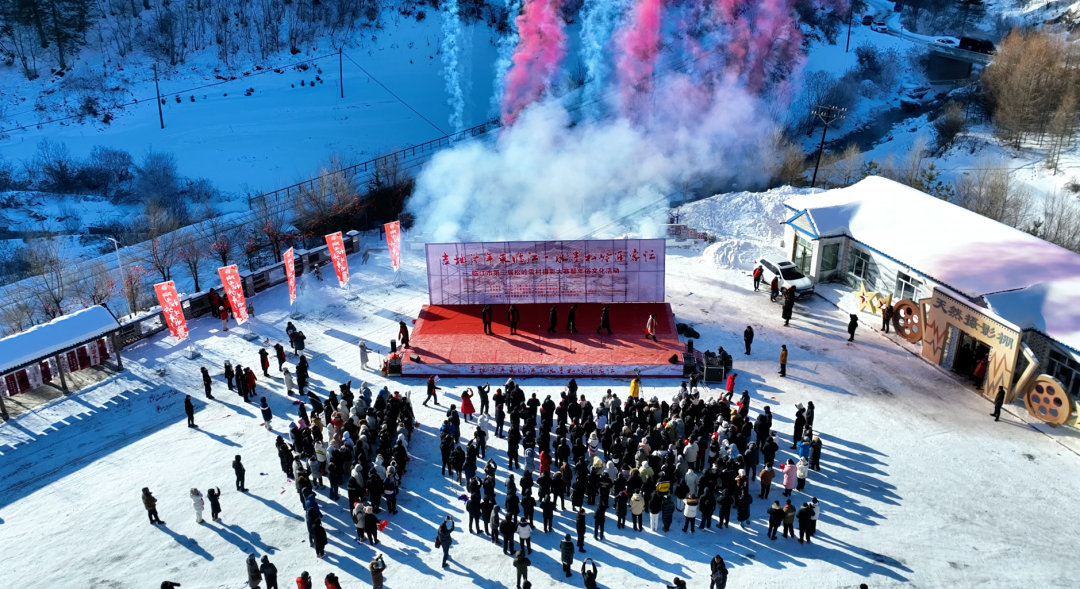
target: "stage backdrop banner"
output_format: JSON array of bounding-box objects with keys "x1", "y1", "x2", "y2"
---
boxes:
[
  {"x1": 325, "y1": 232, "x2": 350, "y2": 287},
  {"x1": 153, "y1": 280, "x2": 189, "y2": 340},
  {"x1": 283, "y1": 247, "x2": 297, "y2": 304},
  {"x1": 425, "y1": 239, "x2": 665, "y2": 305},
  {"x1": 217, "y1": 265, "x2": 250, "y2": 325},
  {"x1": 385, "y1": 221, "x2": 402, "y2": 271}
]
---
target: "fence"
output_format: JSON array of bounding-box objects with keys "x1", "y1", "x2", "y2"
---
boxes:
[
  {"x1": 113, "y1": 231, "x2": 363, "y2": 348},
  {"x1": 247, "y1": 117, "x2": 502, "y2": 211}
]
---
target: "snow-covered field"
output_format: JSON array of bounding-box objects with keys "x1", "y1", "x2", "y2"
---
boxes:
[{"x1": 2, "y1": 191, "x2": 1078, "y2": 589}]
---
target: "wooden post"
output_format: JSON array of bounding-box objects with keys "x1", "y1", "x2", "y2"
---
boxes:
[
  {"x1": 339, "y1": 47, "x2": 344, "y2": 98},
  {"x1": 55, "y1": 353, "x2": 69, "y2": 394},
  {"x1": 112, "y1": 333, "x2": 124, "y2": 371},
  {"x1": 153, "y1": 63, "x2": 165, "y2": 129}
]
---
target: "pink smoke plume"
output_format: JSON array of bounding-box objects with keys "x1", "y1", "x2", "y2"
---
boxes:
[
  {"x1": 710, "y1": 0, "x2": 802, "y2": 94},
  {"x1": 500, "y1": 0, "x2": 567, "y2": 124},
  {"x1": 615, "y1": 0, "x2": 665, "y2": 113}
]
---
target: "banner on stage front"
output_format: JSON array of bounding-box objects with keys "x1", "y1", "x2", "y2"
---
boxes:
[
  {"x1": 325, "y1": 232, "x2": 350, "y2": 287},
  {"x1": 217, "y1": 265, "x2": 249, "y2": 325},
  {"x1": 153, "y1": 280, "x2": 189, "y2": 341},
  {"x1": 385, "y1": 221, "x2": 401, "y2": 271},
  {"x1": 425, "y1": 239, "x2": 666, "y2": 305},
  {"x1": 284, "y1": 247, "x2": 297, "y2": 304}
]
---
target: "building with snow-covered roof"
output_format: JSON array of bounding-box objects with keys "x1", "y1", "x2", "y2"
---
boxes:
[{"x1": 782, "y1": 176, "x2": 1080, "y2": 425}]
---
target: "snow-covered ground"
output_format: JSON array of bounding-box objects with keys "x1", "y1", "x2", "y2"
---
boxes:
[{"x1": 2, "y1": 191, "x2": 1078, "y2": 589}]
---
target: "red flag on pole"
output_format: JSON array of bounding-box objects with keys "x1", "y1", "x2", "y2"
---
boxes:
[
  {"x1": 325, "y1": 232, "x2": 350, "y2": 288},
  {"x1": 153, "y1": 281, "x2": 189, "y2": 341},
  {"x1": 283, "y1": 247, "x2": 297, "y2": 304},
  {"x1": 385, "y1": 221, "x2": 401, "y2": 271},
  {"x1": 217, "y1": 265, "x2": 249, "y2": 325}
]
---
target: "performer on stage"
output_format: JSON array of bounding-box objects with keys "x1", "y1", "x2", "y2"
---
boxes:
[
  {"x1": 482, "y1": 305, "x2": 493, "y2": 335},
  {"x1": 566, "y1": 304, "x2": 578, "y2": 333},
  {"x1": 597, "y1": 306, "x2": 612, "y2": 335},
  {"x1": 547, "y1": 305, "x2": 558, "y2": 334},
  {"x1": 508, "y1": 305, "x2": 520, "y2": 335},
  {"x1": 646, "y1": 314, "x2": 658, "y2": 342}
]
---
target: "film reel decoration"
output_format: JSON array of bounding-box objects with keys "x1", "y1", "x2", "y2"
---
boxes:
[
  {"x1": 1024, "y1": 375, "x2": 1073, "y2": 427},
  {"x1": 892, "y1": 300, "x2": 923, "y2": 343}
]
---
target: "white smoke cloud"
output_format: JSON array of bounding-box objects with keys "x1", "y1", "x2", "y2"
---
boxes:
[
  {"x1": 491, "y1": 0, "x2": 522, "y2": 116},
  {"x1": 441, "y1": 0, "x2": 465, "y2": 132},
  {"x1": 580, "y1": 0, "x2": 631, "y2": 119},
  {"x1": 408, "y1": 73, "x2": 786, "y2": 243}
]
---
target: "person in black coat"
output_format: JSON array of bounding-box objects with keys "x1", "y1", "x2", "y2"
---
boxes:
[
  {"x1": 797, "y1": 503, "x2": 814, "y2": 543},
  {"x1": 547, "y1": 305, "x2": 558, "y2": 334},
  {"x1": 274, "y1": 343, "x2": 287, "y2": 371},
  {"x1": 743, "y1": 326, "x2": 754, "y2": 355},
  {"x1": 791, "y1": 407, "x2": 806, "y2": 449},
  {"x1": 184, "y1": 395, "x2": 196, "y2": 428},
  {"x1": 718, "y1": 489, "x2": 734, "y2": 528},
  {"x1": 597, "y1": 306, "x2": 612, "y2": 335},
  {"x1": 482, "y1": 305, "x2": 493, "y2": 335},
  {"x1": 311, "y1": 518, "x2": 328, "y2": 557},
  {"x1": 575, "y1": 508, "x2": 587, "y2": 552},
  {"x1": 782, "y1": 298, "x2": 794, "y2": 327},
  {"x1": 992, "y1": 386, "x2": 1006, "y2": 421},
  {"x1": 224, "y1": 361, "x2": 235, "y2": 391},
  {"x1": 259, "y1": 348, "x2": 271, "y2": 377},
  {"x1": 397, "y1": 321, "x2": 410, "y2": 349},
  {"x1": 508, "y1": 305, "x2": 520, "y2": 335},
  {"x1": 201, "y1": 367, "x2": 214, "y2": 399},
  {"x1": 559, "y1": 533, "x2": 575, "y2": 577},
  {"x1": 566, "y1": 304, "x2": 578, "y2": 333},
  {"x1": 233, "y1": 455, "x2": 247, "y2": 492},
  {"x1": 207, "y1": 487, "x2": 222, "y2": 522},
  {"x1": 847, "y1": 314, "x2": 858, "y2": 342}
]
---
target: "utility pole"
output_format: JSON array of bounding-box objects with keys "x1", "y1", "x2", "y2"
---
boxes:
[
  {"x1": 810, "y1": 105, "x2": 847, "y2": 189},
  {"x1": 846, "y1": 1, "x2": 855, "y2": 52},
  {"x1": 339, "y1": 47, "x2": 344, "y2": 98},
  {"x1": 106, "y1": 237, "x2": 133, "y2": 318},
  {"x1": 153, "y1": 63, "x2": 164, "y2": 129}
]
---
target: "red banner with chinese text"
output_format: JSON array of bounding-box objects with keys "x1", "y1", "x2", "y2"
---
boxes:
[
  {"x1": 217, "y1": 265, "x2": 250, "y2": 325},
  {"x1": 153, "y1": 280, "x2": 189, "y2": 341},
  {"x1": 325, "y1": 232, "x2": 350, "y2": 287},
  {"x1": 284, "y1": 247, "x2": 297, "y2": 304},
  {"x1": 385, "y1": 221, "x2": 401, "y2": 271}
]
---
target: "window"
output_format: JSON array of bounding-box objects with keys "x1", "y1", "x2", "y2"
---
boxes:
[
  {"x1": 848, "y1": 249, "x2": 872, "y2": 284},
  {"x1": 762, "y1": 260, "x2": 778, "y2": 275},
  {"x1": 780, "y1": 267, "x2": 805, "y2": 281},
  {"x1": 793, "y1": 236, "x2": 813, "y2": 275},
  {"x1": 820, "y1": 243, "x2": 840, "y2": 272},
  {"x1": 894, "y1": 271, "x2": 923, "y2": 301},
  {"x1": 1049, "y1": 350, "x2": 1080, "y2": 398}
]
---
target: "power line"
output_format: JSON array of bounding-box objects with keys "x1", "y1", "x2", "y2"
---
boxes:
[{"x1": 343, "y1": 53, "x2": 446, "y2": 135}]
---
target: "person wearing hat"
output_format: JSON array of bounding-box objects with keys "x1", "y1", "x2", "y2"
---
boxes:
[
  {"x1": 778, "y1": 345, "x2": 788, "y2": 377},
  {"x1": 559, "y1": 533, "x2": 575, "y2": 576}
]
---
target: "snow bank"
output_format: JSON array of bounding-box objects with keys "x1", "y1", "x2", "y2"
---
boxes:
[{"x1": 679, "y1": 186, "x2": 814, "y2": 269}]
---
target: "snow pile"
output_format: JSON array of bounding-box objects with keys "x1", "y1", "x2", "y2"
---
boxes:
[{"x1": 680, "y1": 185, "x2": 814, "y2": 269}]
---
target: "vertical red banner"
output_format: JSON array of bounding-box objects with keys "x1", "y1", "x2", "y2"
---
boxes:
[
  {"x1": 217, "y1": 265, "x2": 250, "y2": 325},
  {"x1": 385, "y1": 221, "x2": 401, "y2": 271},
  {"x1": 283, "y1": 247, "x2": 297, "y2": 304},
  {"x1": 325, "y1": 232, "x2": 350, "y2": 288},
  {"x1": 153, "y1": 280, "x2": 189, "y2": 341}
]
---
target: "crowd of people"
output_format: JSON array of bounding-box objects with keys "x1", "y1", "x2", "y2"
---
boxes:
[{"x1": 156, "y1": 309, "x2": 840, "y2": 589}]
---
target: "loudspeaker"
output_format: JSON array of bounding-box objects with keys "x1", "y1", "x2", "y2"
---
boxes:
[
  {"x1": 390, "y1": 340, "x2": 397, "y2": 353},
  {"x1": 668, "y1": 354, "x2": 680, "y2": 364},
  {"x1": 687, "y1": 339, "x2": 694, "y2": 354},
  {"x1": 410, "y1": 354, "x2": 421, "y2": 363}
]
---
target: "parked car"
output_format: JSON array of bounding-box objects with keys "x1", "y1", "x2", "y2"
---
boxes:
[
  {"x1": 756, "y1": 257, "x2": 815, "y2": 297},
  {"x1": 870, "y1": 21, "x2": 888, "y2": 32},
  {"x1": 959, "y1": 37, "x2": 995, "y2": 54},
  {"x1": 862, "y1": 15, "x2": 874, "y2": 25},
  {"x1": 934, "y1": 38, "x2": 957, "y2": 46}
]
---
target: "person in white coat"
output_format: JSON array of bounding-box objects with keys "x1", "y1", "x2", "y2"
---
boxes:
[
  {"x1": 517, "y1": 517, "x2": 534, "y2": 554},
  {"x1": 190, "y1": 488, "x2": 205, "y2": 523},
  {"x1": 685, "y1": 469, "x2": 700, "y2": 497},
  {"x1": 283, "y1": 368, "x2": 295, "y2": 396},
  {"x1": 359, "y1": 340, "x2": 371, "y2": 371},
  {"x1": 646, "y1": 314, "x2": 658, "y2": 342}
]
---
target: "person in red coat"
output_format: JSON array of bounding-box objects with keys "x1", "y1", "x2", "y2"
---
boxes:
[
  {"x1": 219, "y1": 305, "x2": 229, "y2": 332},
  {"x1": 461, "y1": 389, "x2": 476, "y2": 423},
  {"x1": 245, "y1": 367, "x2": 257, "y2": 399},
  {"x1": 539, "y1": 450, "x2": 552, "y2": 475},
  {"x1": 725, "y1": 373, "x2": 737, "y2": 401}
]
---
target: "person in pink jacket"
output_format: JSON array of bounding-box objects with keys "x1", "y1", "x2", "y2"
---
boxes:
[{"x1": 781, "y1": 459, "x2": 797, "y2": 497}]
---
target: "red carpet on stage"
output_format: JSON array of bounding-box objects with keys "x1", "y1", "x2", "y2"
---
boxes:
[{"x1": 401, "y1": 303, "x2": 685, "y2": 377}]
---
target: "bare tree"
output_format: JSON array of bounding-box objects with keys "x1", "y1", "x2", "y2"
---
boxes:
[
  {"x1": 177, "y1": 233, "x2": 205, "y2": 292},
  {"x1": 0, "y1": 284, "x2": 41, "y2": 335},
  {"x1": 142, "y1": 203, "x2": 180, "y2": 282},
  {"x1": 26, "y1": 239, "x2": 69, "y2": 319},
  {"x1": 254, "y1": 196, "x2": 291, "y2": 263},
  {"x1": 72, "y1": 261, "x2": 119, "y2": 309},
  {"x1": 1034, "y1": 189, "x2": 1080, "y2": 252},
  {"x1": 954, "y1": 162, "x2": 1035, "y2": 229},
  {"x1": 200, "y1": 204, "x2": 237, "y2": 268},
  {"x1": 294, "y1": 155, "x2": 360, "y2": 237}
]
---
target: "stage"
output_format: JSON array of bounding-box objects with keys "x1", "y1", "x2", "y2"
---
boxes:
[{"x1": 400, "y1": 303, "x2": 685, "y2": 377}]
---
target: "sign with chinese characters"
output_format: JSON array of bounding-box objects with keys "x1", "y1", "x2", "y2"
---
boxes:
[
  {"x1": 401, "y1": 360, "x2": 682, "y2": 377},
  {"x1": 921, "y1": 288, "x2": 1021, "y2": 399},
  {"x1": 153, "y1": 280, "x2": 189, "y2": 341},
  {"x1": 283, "y1": 247, "x2": 297, "y2": 304},
  {"x1": 425, "y1": 240, "x2": 666, "y2": 305},
  {"x1": 217, "y1": 265, "x2": 249, "y2": 325},
  {"x1": 325, "y1": 232, "x2": 350, "y2": 288},
  {"x1": 385, "y1": 221, "x2": 402, "y2": 271}
]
